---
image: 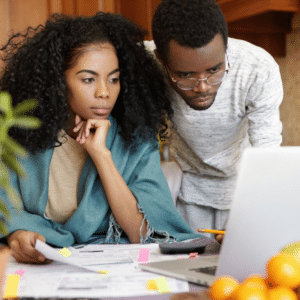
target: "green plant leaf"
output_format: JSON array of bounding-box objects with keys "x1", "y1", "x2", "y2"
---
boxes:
[
  {"x1": 13, "y1": 99, "x2": 38, "y2": 116},
  {"x1": 0, "y1": 220, "x2": 7, "y2": 236},
  {"x1": 12, "y1": 116, "x2": 41, "y2": 129},
  {"x1": 3, "y1": 136, "x2": 28, "y2": 158},
  {"x1": 0, "y1": 93, "x2": 41, "y2": 236},
  {"x1": 2, "y1": 151, "x2": 27, "y2": 177},
  {"x1": 0, "y1": 201, "x2": 10, "y2": 219},
  {"x1": 0, "y1": 161, "x2": 23, "y2": 209},
  {"x1": 0, "y1": 92, "x2": 12, "y2": 114},
  {"x1": 0, "y1": 162, "x2": 10, "y2": 187}
]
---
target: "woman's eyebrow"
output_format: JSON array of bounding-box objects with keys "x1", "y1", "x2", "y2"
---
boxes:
[
  {"x1": 109, "y1": 68, "x2": 120, "y2": 76},
  {"x1": 76, "y1": 68, "x2": 120, "y2": 76},
  {"x1": 76, "y1": 69, "x2": 97, "y2": 75}
]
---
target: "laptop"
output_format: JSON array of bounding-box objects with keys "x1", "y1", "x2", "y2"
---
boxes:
[{"x1": 139, "y1": 147, "x2": 300, "y2": 286}]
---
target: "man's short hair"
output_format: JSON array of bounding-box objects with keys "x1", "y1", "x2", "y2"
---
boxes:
[{"x1": 152, "y1": 0, "x2": 228, "y2": 62}]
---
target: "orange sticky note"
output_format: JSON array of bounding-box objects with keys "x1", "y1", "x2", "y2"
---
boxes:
[
  {"x1": 3, "y1": 274, "x2": 20, "y2": 298},
  {"x1": 59, "y1": 247, "x2": 72, "y2": 257},
  {"x1": 146, "y1": 279, "x2": 158, "y2": 290}
]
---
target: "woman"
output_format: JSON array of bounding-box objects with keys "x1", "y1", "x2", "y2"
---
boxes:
[{"x1": 0, "y1": 12, "x2": 200, "y2": 264}]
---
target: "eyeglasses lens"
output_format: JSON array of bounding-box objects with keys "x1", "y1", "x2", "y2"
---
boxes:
[{"x1": 177, "y1": 70, "x2": 227, "y2": 90}]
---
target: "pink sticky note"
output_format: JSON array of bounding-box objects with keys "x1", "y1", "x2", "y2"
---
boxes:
[
  {"x1": 14, "y1": 270, "x2": 26, "y2": 277},
  {"x1": 138, "y1": 248, "x2": 150, "y2": 263}
]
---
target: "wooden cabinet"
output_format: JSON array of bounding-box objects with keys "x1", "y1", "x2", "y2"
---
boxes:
[
  {"x1": 119, "y1": 0, "x2": 300, "y2": 56},
  {"x1": 0, "y1": 0, "x2": 48, "y2": 47},
  {"x1": 0, "y1": 0, "x2": 299, "y2": 57},
  {"x1": 48, "y1": 0, "x2": 117, "y2": 16},
  {"x1": 49, "y1": 0, "x2": 162, "y2": 39},
  {"x1": 217, "y1": 0, "x2": 300, "y2": 56},
  {"x1": 118, "y1": 0, "x2": 161, "y2": 39}
]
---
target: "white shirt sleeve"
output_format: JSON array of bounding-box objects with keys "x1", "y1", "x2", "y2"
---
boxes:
[{"x1": 246, "y1": 62, "x2": 283, "y2": 147}]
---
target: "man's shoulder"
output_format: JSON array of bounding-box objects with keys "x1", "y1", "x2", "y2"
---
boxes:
[{"x1": 228, "y1": 37, "x2": 278, "y2": 69}]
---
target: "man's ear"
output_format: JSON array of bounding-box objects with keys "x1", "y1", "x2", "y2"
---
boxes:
[{"x1": 154, "y1": 49, "x2": 164, "y2": 65}]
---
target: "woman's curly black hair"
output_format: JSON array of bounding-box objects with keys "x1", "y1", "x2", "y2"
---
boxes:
[
  {"x1": 152, "y1": 0, "x2": 228, "y2": 62},
  {"x1": 0, "y1": 12, "x2": 172, "y2": 153}
]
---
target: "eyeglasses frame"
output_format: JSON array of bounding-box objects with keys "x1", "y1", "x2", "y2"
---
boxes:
[{"x1": 165, "y1": 53, "x2": 230, "y2": 91}]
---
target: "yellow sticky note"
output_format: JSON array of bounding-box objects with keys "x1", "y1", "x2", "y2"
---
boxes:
[
  {"x1": 97, "y1": 270, "x2": 109, "y2": 275},
  {"x1": 3, "y1": 274, "x2": 20, "y2": 298},
  {"x1": 155, "y1": 277, "x2": 170, "y2": 293},
  {"x1": 146, "y1": 279, "x2": 158, "y2": 290},
  {"x1": 147, "y1": 277, "x2": 170, "y2": 293},
  {"x1": 59, "y1": 247, "x2": 72, "y2": 257}
]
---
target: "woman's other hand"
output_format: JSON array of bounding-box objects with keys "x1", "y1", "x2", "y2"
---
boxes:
[{"x1": 7, "y1": 230, "x2": 51, "y2": 264}]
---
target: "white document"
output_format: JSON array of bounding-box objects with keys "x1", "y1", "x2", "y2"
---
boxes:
[
  {"x1": 5, "y1": 242, "x2": 190, "y2": 298},
  {"x1": 35, "y1": 240, "x2": 133, "y2": 272}
]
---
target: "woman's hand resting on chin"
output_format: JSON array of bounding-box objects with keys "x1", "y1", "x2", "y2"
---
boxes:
[{"x1": 73, "y1": 114, "x2": 111, "y2": 156}]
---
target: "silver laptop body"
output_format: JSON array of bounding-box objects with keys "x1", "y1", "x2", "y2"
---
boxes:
[{"x1": 140, "y1": 147, "x2": 300, "y2": 285}]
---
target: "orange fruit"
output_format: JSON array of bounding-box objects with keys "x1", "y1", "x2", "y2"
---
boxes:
[
  {"x1": 266, "y1": 253, "x2": 300, "y2": 288},
  {"x1": 265, "y1": 276, "x2": 278, "y2": 289},
  {"x1": 281, "y1": 241, "x2": 300, "y2": 265},
  {"x1": 268, "y1": 286, "x2": 297, "y2": 300},
  {"x1": 232, "y1": 284, "x2": 268, "y2": 300},
  {"x1": 209, "y1": 276, "x2": 239, "y2": 300},
  {"x1": 242, "y1": 275, "x2": 268, "y2": 291}
]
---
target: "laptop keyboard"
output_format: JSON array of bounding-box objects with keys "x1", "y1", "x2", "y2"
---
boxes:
[{"x1": 189, "y1": 266, "x2": 217, "y2": 276}]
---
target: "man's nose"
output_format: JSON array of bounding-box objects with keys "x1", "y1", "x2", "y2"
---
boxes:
[
  {"x1": 95, "y1": 81, "x2": 109, "y2": 98},
  {"x1": 192, "y1": 79, "x2": 210, "y2": 94}
]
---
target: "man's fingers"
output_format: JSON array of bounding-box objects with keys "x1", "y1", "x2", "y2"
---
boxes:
[{"x1": 215, "y1": 234, "x2": 224, "y2": 243}]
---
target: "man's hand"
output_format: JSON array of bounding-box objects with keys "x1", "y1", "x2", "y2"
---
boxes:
[
  {"x1": 215, "y1": 234, "x2": 224, "y2": 244},
  {"x1": 7, "y1": 230, "x2": 51, "y2": 264}
]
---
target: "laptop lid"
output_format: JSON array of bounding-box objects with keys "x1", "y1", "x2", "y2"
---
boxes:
[{"x1": 216, "y1": 146, "x2": 300, "y2": 281}]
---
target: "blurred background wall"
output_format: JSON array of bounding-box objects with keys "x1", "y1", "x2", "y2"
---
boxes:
[{"x1": 0, "y1": 0, "x2": 299, "y2": 146}]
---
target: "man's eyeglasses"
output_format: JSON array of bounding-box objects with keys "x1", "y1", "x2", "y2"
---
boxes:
[{"x1": 165, "y1": 54, "x2": 230, "y2": 91}]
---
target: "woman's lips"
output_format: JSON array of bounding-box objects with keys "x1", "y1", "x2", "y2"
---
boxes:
[{"x1": 92, "y1": 108, "x2": 110, "y2": 115}]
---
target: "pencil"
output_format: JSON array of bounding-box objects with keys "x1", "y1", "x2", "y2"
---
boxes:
[{"x1": 197, "y1": 229, "x2": 226, "y2": 235}]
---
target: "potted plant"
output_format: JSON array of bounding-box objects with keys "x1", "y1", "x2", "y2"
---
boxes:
[{"x1": 0, "y1": 92, "x2": 40, "y2": 298}]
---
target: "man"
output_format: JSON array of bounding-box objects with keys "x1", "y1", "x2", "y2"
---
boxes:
[{"x1": 145, "y1": 0, "x2": 283, "y2": 233}]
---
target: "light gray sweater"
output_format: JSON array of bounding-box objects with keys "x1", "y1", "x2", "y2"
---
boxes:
[{"x1": 145, "y1": 38, "x2": 283, "y2": 209}]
